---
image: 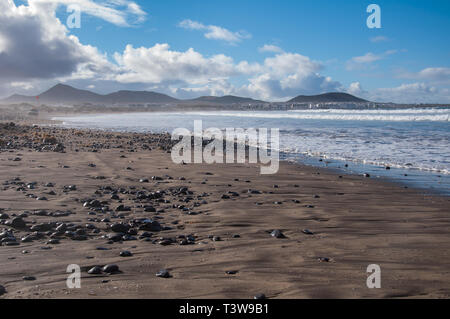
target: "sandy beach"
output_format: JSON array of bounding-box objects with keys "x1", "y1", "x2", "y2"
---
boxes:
[{"x1": 0, "y1": 122, "x2": 449, "y2": 299}]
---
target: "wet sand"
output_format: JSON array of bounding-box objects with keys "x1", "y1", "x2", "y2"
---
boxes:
[{"x1": 0, "y1": 123, "x2": 449, "y2": 299}]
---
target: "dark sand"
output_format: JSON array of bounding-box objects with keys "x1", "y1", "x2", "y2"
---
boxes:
[{"x1": 0, "y1": 123, "x2": 449, "y2": 299}]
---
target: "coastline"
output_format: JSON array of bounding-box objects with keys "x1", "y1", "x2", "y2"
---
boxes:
[{"x1": 1, "y1": 123, "x2": 449, "y2": 299}]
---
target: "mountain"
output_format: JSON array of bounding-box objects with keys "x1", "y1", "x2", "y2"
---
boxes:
[
  {"x1": 38, "y1": 84, "x2": 104, "y2": 103},
  {"x1": 2, "y1": 94, "x2": 37, "y2": 103},
  {"x1": 1, "y1": 84, "x2": 179, "y2": 105},
  {"x1": 189, "y1": 95, "x2": 265, "y2": 105},
  {"x1": 1, "y1": 84, "x2": 368, "y2": 106},
  {"x1": 104, "y1": 90, "x2": 179, "y2": 104},
  {"x1": 288, "y1": 92, "x2": 367, "y2": 103}
]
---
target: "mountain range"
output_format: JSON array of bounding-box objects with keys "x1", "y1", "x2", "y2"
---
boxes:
[{"x1": 1, "y1": 84, "x2": 368, "y2": 105}]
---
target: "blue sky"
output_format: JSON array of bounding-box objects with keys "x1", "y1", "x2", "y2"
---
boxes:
[{"x1": 1, "y1": 0, "x2": 449, "y2": 102}]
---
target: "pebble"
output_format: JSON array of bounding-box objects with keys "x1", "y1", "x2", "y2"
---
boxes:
[
  {"x1": 88, "y1": 266, "x2": 103, "y2": 275},
  {"x1": 302, "y1": 229, "x2": 314, "y2": 235},
  {"x1": 0, "y1": 285, "x2": 6, "y2": 296},
  {"x1": 110, "y1": 223, "x2": 129, "y2": 233},
  {"x1": 254, "y1": 293, "x2": 266, "y2": 300},
  {"x1": 23, "y1": 276, "x2": 36, "y2": 281},
  {"x1": 119, "y1": 250, "x2": 133, "y2": 257},
  {"x1": 156, "y1": 269, "x2": 170, "y2": 278},
  {"x1": 10, "y1": 217, "x2": 26, "y2": 228},
  {"x1": 271, "y1": 230, "x2": 285, "y2": 238},
  {"x1": 102, "y1": 264, "x2": 120, "y2": 274}
]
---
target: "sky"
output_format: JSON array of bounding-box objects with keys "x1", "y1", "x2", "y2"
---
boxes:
[{"x1": 0, "y1": 0, "x2": 449, "y2": 103}]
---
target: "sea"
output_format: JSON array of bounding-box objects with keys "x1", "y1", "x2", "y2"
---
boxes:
[{"x1": 54, "y1": 108, "x2": 450, "y2": 196}]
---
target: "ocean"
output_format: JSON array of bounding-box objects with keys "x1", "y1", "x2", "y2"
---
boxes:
[{"x1": 54, "y1": 108, "x2": 450, "y2": 196}]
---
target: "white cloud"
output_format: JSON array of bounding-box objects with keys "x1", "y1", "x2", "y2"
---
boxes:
[
  {"x1": 10, "y1": 81, "x2": 34, "y2": 90},
  {"x1": 370, "y1": 36, "x2": 389, "y2": 43},
  {"x1": 370, "y1": 82, "x2": 450, "y2": 103},
  {"x1": 178, "y1": 19, "x2": 251, "y2": 44},
  {"x1": 239, "y1": 53, "x2": 342, "y2": 101},
  {"x1": 0, "y1": 0, "x2": 109, "y2": 80},
  {"x1": 112, "y1": 44, "x2": 342, "y2": 101},
  {"x1": 31, "y1": 0, "x2": 147, "y2": 26},
  {"x1": 113, "y1": 43, "x2": 241, "y2": 85},
  {"x1": 397, "y1": 67, "x2": 450, "y2": 84},
  {"x1": 346, "y1": 50, "x2": 397, "y2": 70},
  {"x1": 259, "y1": 44, "x2": 284, "y2": 54},
  {"x1": 348, "y1": 82, "x2": 365, "y2": 96}
]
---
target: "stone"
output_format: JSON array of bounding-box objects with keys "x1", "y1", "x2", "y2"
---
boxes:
[
  {"x1": 110, "y1": 223, "x2": 129, "y2": 233},
  {"x1": 88, "y1": 266, "x2": 102, "y2": 275},
  {"x1": 10, "y1": 217, "x2": 26, "y2": 228},
  {"x1": 119, "y1": 250, "x2": 133, "y2": 257},
  {"x1": 156, "y1": 269, "x2": 170, "y2": 278},
  {"x1": 271, "y1": 230, "x2": 285, "y2": 238},
  {"x1": 102, "y1": 264, "x2": 119, "y2": 274},
  {"x1": 22, "y1": 276, "x2": 36, "y2": 281}
]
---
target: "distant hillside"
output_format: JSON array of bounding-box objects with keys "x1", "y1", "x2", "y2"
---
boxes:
[
  {"x1": 288, "y1": 92, "x2": 368, "y2": 103},
  {"x1": 38, "y1": 84, "x2": 104, "y2": 103},
  {"x1": 2, "y1": 94, "x2": 37, "y2": 103},
  {"x1": 103, "y1": 90, "x2": 179, "y2": 104},
  {"x1": 189, "y1": 95, "x2": 265, "y2": 105},
  {"x1": 1, "y1": 84, "x2": 179, "y2": 105},
  {"x1": 1, "y1": 84, "x2": 369, "y2": 106}
]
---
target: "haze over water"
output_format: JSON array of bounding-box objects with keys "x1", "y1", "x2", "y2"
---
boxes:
[{"x1": 56, "y1": 108, "x2": 450, "y2": 195}]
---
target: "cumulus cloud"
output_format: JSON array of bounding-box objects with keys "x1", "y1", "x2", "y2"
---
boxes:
[
  {"x1": 112, "y1": 44, "x2": 342, "y2": 101},
  {"x1": 239, "y1": 53, "x2": 342, "y2": 101},
  {"x1": 0, "y1": 0, "x2": 131, "y2": 88},
  {"x1": 347, "y1": 82, "x2": 366, "y2": 96},
  {"x1": 113, "y1": 43, "x2": 243, "y2": 85},
  {"x1": 178, "y1": 19, "x2": 251, "y2": 44},
  {"x1": 0, "y1": 1, "x2": 99, "y2": 81}
]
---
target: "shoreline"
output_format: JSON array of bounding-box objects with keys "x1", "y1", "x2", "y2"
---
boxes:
[
  {"x1": 49, "y1": 111, "x2": 450, "y2": 197},
  {"x1": 3, "y1": 108, "x2": 449, "y2": 197},
  {"x1": 1, "y1": 124, "x2": 450, "y2": 299}
]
